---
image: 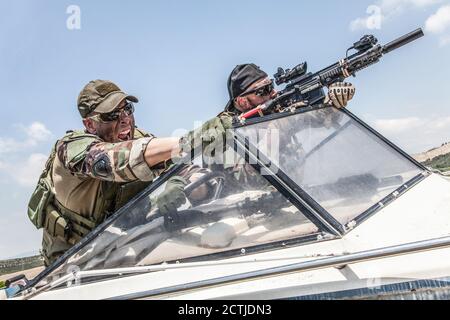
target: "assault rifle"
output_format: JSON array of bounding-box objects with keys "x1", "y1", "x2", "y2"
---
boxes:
[
  {"x1": 239, "y1": 28, "x2": 424, "y2": 121},
  {"x1": 160, "y1": 190, "x2": 288, "y2": 232}
]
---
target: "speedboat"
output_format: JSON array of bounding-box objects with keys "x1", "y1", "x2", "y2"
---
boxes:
[{"x1": 2, "y1": 105, "x2": 450, "y2": 300}]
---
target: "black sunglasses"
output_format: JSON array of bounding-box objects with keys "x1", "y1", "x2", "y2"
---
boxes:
[
  {"x1": 90, "y1": 102, "x2": 135, "y2": 123},
  {"x1": 240, "y1": 80, "x2": 274, "y2": 97}
]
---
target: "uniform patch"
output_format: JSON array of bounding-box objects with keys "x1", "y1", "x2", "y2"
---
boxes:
[
  {"x1": 96, "y1": 82, "x2": 120, "y2": 97},
  {"x1": 92, "y1": 155, "x2": 113, "y2": 179}
]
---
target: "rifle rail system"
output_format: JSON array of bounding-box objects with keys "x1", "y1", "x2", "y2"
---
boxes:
[{"x1": 239, "y1": 28, "x2": 424, "y2": 121}]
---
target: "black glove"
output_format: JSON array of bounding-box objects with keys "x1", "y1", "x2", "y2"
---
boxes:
[{"x1": 156, "y1": 176, "x2": 188, "y2": 215}]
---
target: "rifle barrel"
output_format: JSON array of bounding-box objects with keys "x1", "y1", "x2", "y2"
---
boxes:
[{"x1": 383, "y1": 28, "x2": 424, "y2": 54}]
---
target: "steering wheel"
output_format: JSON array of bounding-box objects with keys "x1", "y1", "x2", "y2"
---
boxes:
[
  {"x1": 184, "y1": 170, "x2": 226, "y2": 201},
  {"x1": 146, "y1": 171, "x2": 226, "y2": 232}
]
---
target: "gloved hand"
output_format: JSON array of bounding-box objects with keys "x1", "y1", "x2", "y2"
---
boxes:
[
  {"x1": 156, "y1": 176, "x2": 188, "y2": 215},
  {"x1": 324, "y1": 82, "x2": 356, "y2": 109},
  {"x1": 179, "y1": 114, "x2": 233, "y2": 155}
]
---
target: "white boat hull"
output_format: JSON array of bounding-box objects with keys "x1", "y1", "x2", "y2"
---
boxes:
[{"x1": 28, "y1": 173, "x2": 450, "y2": 300}]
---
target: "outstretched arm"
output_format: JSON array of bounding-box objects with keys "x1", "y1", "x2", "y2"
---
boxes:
[
  {"x1": 144, "y1": 114, "x2": 233, "y2": 168},
  {"x1": 144, "y1": 137, "x2": 181, "y2": 168}
]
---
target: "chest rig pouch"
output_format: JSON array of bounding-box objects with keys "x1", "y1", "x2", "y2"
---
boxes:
[
  {"x1": 31, "y1": 128, "x2": 158, "y2": 243},
  {"x1": 27, "y1": 143, "x2": 57, "y2": 229}
]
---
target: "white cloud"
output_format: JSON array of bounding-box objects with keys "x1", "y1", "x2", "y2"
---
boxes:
[
  {"x1": 0, "y1": 122, "x2": 52, "y2": 187},
  {"x1": 0, "y1": 137, "x2": 20, "y2": 154},
  {"x1": 350, "y1": 17, "x2": 370, "y2": 32},
  {"x1": 0, "y1": 122, "x2": 52, "y2": 154},
  {"x1": 14, "y1": 153, "x2": 48, "y2": 187},
  {"x1": 22, "y1": 122, "x2": 52, "y2": 144},
  {"x1": 373, "y1": 117, "x2": 425, "y2": 133},
  {"x1": 425, "y1": 4, "x2": 450, "y2": 33},
  {"x1": 425, "y1": 4, "x2": 450, "y2": 46},
  {"x1": 371, "y1": 115, "x2": 450, "y2": 153},
  {"x1": 350, "y1": 0, "x2": 443, "y2": 31},
  {"x1": 0, "y1": 153, "x2": 48, "y2": 187},
  {"x1": 350, "y1": 5, "x2": 385, "y2": 31}
]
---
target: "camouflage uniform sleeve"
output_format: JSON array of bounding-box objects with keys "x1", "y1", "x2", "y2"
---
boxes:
[{"x1": 57, "y1": 136, "x2": 158, "y2": 182}]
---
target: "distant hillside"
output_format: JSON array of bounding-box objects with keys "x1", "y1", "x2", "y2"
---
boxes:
[
  {"x1": 412, "y1": 142, "x2": 450, "y2": 174},
  {"x1": 422, "y1": 153, "x2": 450, "y2": 172},
  {"x1": 413, "y1": 142, "x2": 450, "y2": 163},
  {"x1": 0, "y1": 255, "x2": 44, "y2": 277}
]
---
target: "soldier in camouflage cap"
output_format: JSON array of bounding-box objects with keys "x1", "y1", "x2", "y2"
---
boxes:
[
  {"x1": 224, "y1": 63, "x2": 356, "y2": 115},
  {"x1": 29, "y1": 80, "x2": 232, "y2": 265},
  {"x1": 217, "y1": 64, "x2": 357, "y2": 195}
]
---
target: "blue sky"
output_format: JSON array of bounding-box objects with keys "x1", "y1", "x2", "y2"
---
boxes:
[{"x1": 1, "y1": 0, "x2": 449, "y2": 259}]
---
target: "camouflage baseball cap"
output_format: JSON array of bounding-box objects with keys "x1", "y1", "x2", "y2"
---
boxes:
[{"x1": 77, "y1": 80, "x2": 139, "y2": 118}]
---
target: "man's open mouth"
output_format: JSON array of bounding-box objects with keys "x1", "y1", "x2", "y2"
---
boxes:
[{"x1": 118, "y1": 128, "x2": 131, "y2": 141}]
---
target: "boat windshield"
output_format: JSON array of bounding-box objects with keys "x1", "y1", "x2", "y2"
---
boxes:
[
  {"x1": 236, "y1": 107, "x2": 423, "y2": 225},
  {"x1": 35, "y1": 106, "x2": 424, "y2": 288}
]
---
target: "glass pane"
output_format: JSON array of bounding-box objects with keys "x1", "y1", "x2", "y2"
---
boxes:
[
  {"x1": 41, "y1": 148, "x2": 318, "y2": 285},
  {"x1": 236, "y1": 107, "x2": 423, "y2": 225}
]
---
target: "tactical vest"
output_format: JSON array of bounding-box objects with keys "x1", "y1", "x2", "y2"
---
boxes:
[{"x1": 29, "y1": 128, "x2": 156, "y2": 265}]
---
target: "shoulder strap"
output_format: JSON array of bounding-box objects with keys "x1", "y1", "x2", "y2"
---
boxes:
[
  {"x1": 134, "y1": 127, "x2": 155, "y2": 139},
  {"x1": 61, "y1": 130, "x2": 100, "y2": 143},
  {"x1": 60, "y1": 130, "x2": 101, "y2": 166},
  {"x1": 41, "y1": 140, "x2": 59, "y2": 181}
]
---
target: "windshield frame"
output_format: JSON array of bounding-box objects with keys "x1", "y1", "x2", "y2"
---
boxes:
[{"x1": 233, "y1": 105, "x2": 429, "y2": 232}]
